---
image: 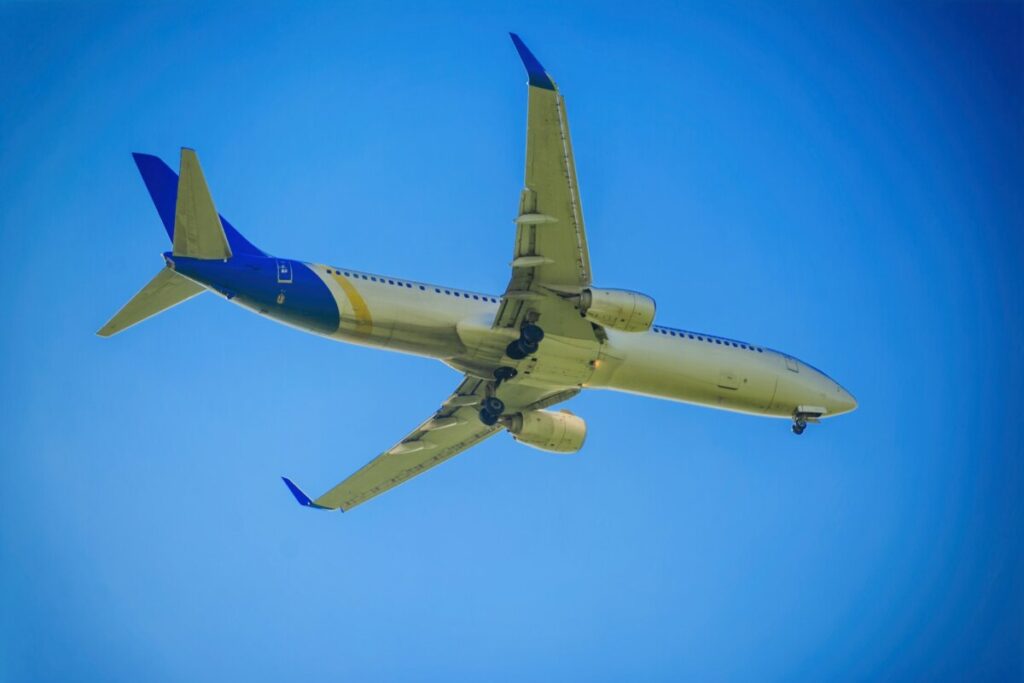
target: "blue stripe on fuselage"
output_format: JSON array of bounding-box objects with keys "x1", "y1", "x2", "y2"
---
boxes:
[{"x1": 167, "y1": 253, "x2": 339, "y2": 335}]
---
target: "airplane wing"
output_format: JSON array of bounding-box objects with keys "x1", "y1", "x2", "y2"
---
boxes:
[
  {"x1": 495, "y1": 34, "x2": 597, "y2": 341},
  {"x1": 282, "y1": 376, "x2": 578, "y2": 512}
]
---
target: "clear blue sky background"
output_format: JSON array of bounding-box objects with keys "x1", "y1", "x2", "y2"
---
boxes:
[{"x1": 1, "y1": 2, "x2": 1021, "y2": 681}]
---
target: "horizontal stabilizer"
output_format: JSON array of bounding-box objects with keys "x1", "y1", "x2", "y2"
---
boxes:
[
  {"x1": 172, "y1": 148, "x2": 232, "y2": 260},
  {"x1": 281, "y1": 478, "x2": 333, "y2": 510},
  {"x1": 97, "y1": 267, "x2": 204, "y2": 337}
]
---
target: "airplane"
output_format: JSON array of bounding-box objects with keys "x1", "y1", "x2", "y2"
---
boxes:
[{"x1": 99, "y1": 33, "x2": 857, "y2": 512}]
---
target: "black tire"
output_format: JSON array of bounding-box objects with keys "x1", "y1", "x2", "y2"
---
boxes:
[
  {"x1": 792, "y1": 424, "x2": 805, "y2": 435},
  {"x1": 479, "y1": 409, "x2": 499, "y2": 426},
  {"x1": 520, "y1": 323, "x2": 545, "y2": 344},
  {"x1": 481, "y1": 396, "x2": 505, "y2": 415},
  {"x1": 493, "y1": 366, "x2": 518, "y2": 382},
  {"x1": 506, "y1": 339, "x2": 528, "y2": 360}
]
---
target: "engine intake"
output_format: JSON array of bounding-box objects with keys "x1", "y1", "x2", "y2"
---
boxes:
[
  {"x1": 507, "y1": 409, "x2": 587, "y2": 454},
  {"x1": 580, "y1": 288, "x2": 656, "y2": 332}
]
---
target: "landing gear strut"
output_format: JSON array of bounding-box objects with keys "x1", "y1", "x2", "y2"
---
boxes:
[
  {"x1": 506, "y1": 323, "x2": 545, "y2": 360},
  {"x1": 791, "y1": 408, "x2": 822, "y2": 435},
  {"x1": 483, "y1": 323, "x2": 545, "y2": 425}
]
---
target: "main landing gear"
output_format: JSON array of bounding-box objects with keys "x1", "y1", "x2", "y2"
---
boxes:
[
  {"x1": 792, "y1": 418, "x2": 807, "y2": 435},
  {"x1": 480, "y1": 324, "x2": 544, "y2": 425},
  {"x1": 493, "y1": 366, "x2": 518, "y2": 385},
  {"x1": 505, "y1": 323, "x2": 544, "y2": 360},
  {"x1": 478, "y1": 368, "x2": 520, "y2": 425},
  {"x1": 479, "y1": 396, "x2": 506, "y2": 426}
]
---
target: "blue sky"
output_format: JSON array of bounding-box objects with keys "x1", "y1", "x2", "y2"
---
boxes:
[{"x1": 1, "y1": 2, "x2": 1021, "y2": 681}]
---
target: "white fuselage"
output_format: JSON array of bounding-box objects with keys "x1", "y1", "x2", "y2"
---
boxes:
[{"x1": 238, "y1": 263, "x2": 857, "y2": 420}]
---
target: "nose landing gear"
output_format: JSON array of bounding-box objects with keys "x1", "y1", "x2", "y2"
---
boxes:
[{"x1": 791, "y1": 408, "x2": 823, "y2": 435}]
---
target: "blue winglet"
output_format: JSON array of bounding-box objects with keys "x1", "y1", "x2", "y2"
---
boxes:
[
  {"x1": 509, "y1": 33, "x2": 555, "y2": 90},
  {"x1": 281, "y1": 477, "x2": 331, "y2": 510}
]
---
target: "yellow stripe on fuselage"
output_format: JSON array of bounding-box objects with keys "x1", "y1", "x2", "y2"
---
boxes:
[{"x1": 327, "y1": 270, "x2": 373, "y2": 335}]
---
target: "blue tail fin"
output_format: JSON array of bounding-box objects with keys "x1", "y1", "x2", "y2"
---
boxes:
[{"x1": 132, "y1": 152, "x2": 266, "y2": 257}]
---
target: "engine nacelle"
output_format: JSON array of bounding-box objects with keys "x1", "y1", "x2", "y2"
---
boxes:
[
  {"x1": 580, "y1": 288, "x2": 656, "y2": 332},
  {"x1": 507, "y1": 409, "x2": 587, "y2": 454}
]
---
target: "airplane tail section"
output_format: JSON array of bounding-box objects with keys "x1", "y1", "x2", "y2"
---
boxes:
[
  {"x1": 100, "y1": 147, "x2": 271, "y2": 337},
  {"x1": 96, "y1": 267, "x2": 204, "y2": 337},
  {"x1": 132, "y1": 149, "x2": 265, "y2": 257}
]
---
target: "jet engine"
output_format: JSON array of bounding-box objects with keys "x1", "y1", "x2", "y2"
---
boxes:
[
  {"x1": 580, "y1": 288, "x2": 656, "y2": 332},
  {"x1": 507, "y1": 409, "x2": 587, "y2": 454}
]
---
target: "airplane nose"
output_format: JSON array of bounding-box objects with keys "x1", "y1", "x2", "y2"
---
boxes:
[{"x1": 832, "y1": 386, "x2": 858, "y2": 415}]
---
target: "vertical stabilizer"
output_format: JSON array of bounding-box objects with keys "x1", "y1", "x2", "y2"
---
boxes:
[{"x1": 172, "y1": 148, "x2": 233, "y2": 260}]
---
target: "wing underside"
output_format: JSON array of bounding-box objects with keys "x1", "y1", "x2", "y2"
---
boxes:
[
  {"x1": 496, "y1": 34, "x2": 596, "y2": 342},
  {"x1": 283, "y1": 377, "x2": 578, "y2": 512}
]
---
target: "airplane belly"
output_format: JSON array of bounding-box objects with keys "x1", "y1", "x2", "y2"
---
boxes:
[
  {"x1": 517, "y1": 335, "x2": 599, "y2": 387},
  {"x1": 452, "y1": 315, "x2": 600, "y2": 387},
  {"x1": 595, "y1": 331, "x2": 780, "y2": 416}
]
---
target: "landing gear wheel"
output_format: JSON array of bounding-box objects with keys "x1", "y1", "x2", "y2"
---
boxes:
[
  {"x1": 505, "y1": 339, "x2": 527, "y2": 360},
  {"x1": 792, "y1": 419, "x2": 807, "y2": 435},
  {"x1": 481, "y1": 396, "x2": 505, "y2": 415},
  {"x1": 493, "y1": 366, "x2": 518, "y2": 383},
  {"x1": 479, "y1": 409, "x2": 499, "y2": 426},
  {"x1": 505, "y1": 338, "x2": 538, "y2": 360},
  {"x1": 520, "y1": 323, "x2": 545, "y2": 344}
]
